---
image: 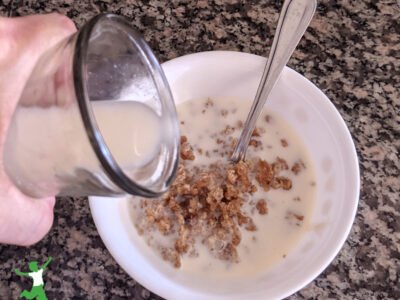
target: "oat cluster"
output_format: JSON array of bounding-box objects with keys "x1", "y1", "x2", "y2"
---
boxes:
[
  {"x1": 134, "y1": 98, "x2": 308, "y2": 268},
  {"x1": 136, "y1": 134, "x2": 304, "y2": 268}
]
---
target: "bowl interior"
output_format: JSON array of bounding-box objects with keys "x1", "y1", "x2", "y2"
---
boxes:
[{"x1": 89, "y1": 51, "x2": 359, "y2": 300}]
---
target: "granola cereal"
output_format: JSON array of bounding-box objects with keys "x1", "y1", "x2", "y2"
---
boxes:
[{"x1": 131, "y1": 97, "x2": 316, "y2": 278}]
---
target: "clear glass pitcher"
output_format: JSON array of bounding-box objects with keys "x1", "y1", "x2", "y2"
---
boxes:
[{"x1": 3, "y1": 14, "x2": 180, "y2": 198}]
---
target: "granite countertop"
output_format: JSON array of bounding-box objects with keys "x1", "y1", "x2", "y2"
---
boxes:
[{"x1": 0, "y1": 0, "x2": 399, "y2": 299}]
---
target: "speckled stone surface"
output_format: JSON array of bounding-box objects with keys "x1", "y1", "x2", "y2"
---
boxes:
[{"x1": 0, "y1": 0, "x2": 399, "y2": 299}]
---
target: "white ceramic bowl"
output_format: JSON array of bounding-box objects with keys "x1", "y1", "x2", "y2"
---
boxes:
[{"x1": 89, "y1": 51, "x2": 359, "y2": 300}]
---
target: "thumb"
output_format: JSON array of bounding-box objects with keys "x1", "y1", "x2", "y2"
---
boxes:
[
  {"x1": 7, "y1": 13, "x2": 77, "y2": 62},
  {"x1": 0, "y1": 14, "x2": 77, "y2": 113}
]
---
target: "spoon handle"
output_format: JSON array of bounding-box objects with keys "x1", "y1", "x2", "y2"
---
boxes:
[{"x1": 231, "y1": 0, "x2": 317, "y2": 162}]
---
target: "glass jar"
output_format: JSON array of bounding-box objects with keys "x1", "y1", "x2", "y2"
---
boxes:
[{"x1": 4, "y1": 14, "x2": 180, "y2": 198}]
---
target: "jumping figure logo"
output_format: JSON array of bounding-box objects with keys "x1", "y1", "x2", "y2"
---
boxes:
[{"x1": 14, "y1": 257, "x2": 52, "y2": 300}]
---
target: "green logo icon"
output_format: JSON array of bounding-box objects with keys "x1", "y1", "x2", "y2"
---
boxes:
[{"x1": 14, "y1": 257, "x2": 52, "y2": 300}]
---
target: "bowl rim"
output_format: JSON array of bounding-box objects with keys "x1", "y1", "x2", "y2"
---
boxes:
[{"x1": 89, "y1": 50, "x2": 360, "y2": 300}]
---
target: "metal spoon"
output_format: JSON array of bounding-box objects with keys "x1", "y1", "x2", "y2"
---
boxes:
[{"x1": 231, "y1": 0, "x2": 317, "y2": 163}]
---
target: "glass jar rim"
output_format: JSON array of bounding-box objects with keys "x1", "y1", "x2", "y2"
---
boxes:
[{"x1": 73, "y1": 13, "x2": 179, "y2": 198}]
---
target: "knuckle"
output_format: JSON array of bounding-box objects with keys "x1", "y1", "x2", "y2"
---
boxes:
[{"x1": 49, "y1": 13, "x2": 76, "y2": 34}]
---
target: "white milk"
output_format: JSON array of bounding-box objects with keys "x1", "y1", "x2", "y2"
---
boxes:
[
  {"x1": 132, "y1": 97, "x2": 316, "y2": 279},
  {"x1": 4, "y1": 101, "x2": 161, "y2": 196}
]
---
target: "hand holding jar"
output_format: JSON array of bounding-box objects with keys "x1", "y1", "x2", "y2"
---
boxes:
[
  {"x1": 0, "y1": 14, "x2": 77, "y2": 246},
  {"x1": 0, "y1": 13, "x2": 180, "y2": 246}
]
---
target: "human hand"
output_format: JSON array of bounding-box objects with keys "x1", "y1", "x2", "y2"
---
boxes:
[{"x1": 0, "y1": 14, "x2": 76, "y2": 246}]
